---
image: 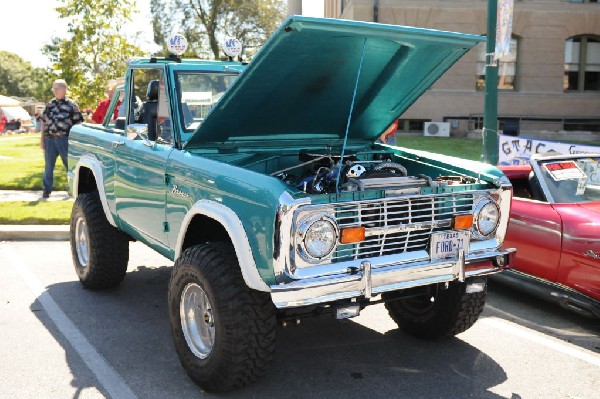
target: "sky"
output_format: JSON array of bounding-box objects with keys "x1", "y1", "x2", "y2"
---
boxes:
[{"x1": 0, "y1": 0, "x2": 324, "y2": 68}]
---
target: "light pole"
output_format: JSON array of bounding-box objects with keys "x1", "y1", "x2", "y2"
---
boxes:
[{"x1": 483, "y1": 0, "x2": 499, "y2": 165}]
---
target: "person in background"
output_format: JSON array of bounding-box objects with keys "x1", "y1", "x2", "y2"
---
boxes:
[
  {"x1": 379, "y1": 119, "x2": 399, "y2": 145},
  {"x1": 91, "y1": 81, "x2": 121, "y2": 124},
  {"x1": 0, "y1": 111, "x2": 6, "y2": 133},
  {"x1": 40, "y1": 79, "x2": 83, "y2": 199},
  {"x1": 35, "y1": 112, "x2": 43, "y2": 132}
]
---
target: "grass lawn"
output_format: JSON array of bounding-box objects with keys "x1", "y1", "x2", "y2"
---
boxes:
[
  {"x1": 0, "y1": 134, "x2": 67, "y2": 190},
  {"x1": 0, "y1": 200, "x2": 73, "y2": 225},
  {"x1": 396, "y1": 136, "x2": 483, "y2": 161}
]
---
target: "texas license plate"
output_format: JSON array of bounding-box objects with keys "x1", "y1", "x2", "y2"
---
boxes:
[{"x1": 430, "y1": 231, "x2": 470, "y2": 261}]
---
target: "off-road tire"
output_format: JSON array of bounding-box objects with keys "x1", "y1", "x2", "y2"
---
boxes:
[
  {"x1": 70, "y1": 192, "x2": 129, "y2": 289},
  {"x1": 383, "y1": 279, "x2": 486, "y2": 339},
  {"x1": 168, "y1": 242, "x2": 277, "y2": 393}
]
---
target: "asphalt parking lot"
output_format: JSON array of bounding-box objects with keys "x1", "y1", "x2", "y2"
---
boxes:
[{"x1": 1, "y1": 241, "x2": 599, "y2": 399}]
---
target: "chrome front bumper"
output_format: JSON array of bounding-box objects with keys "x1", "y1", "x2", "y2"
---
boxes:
[{"x1": 271, "y1": 248, "x2": 516, "y2": 309}]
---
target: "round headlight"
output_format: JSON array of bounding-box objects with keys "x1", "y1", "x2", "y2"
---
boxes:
[
  {"x1": 304, "y1": 219, "x2": 337, "y2": 258},
  {"x1": 475, "y1": 201, "x2": 500, "y2": 237}
]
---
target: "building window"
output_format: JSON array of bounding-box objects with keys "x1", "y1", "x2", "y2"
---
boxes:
[
  {"x1": 564, "y1": 35, "x2": 600, "y2": 91},
  {"x1": 564, "y1": 119, "x2": 600, "y2": 132},
  {"x1": 397, "y1": 119, "x2": 431, "y2": 133},
  {"x1": 476, "y1": 37, "x2": 518, "y2": 91}
]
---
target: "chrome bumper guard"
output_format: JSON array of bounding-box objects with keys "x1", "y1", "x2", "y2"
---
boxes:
[{"x1": 271, "y1": 248, "x2": 516, "y2": 309}]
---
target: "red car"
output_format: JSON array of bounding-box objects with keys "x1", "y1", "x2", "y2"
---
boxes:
[{"x1": 497, "y1": 154, "x2": 600, "y2": 318}]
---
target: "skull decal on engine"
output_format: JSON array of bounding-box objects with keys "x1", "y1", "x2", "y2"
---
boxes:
[{"x1": 347, "y1": 164, "x2": 366, "y2": 178}]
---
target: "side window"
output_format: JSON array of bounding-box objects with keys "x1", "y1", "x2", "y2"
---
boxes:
[{"x1": 129, "y1": 68, "x2": 173, "y2": 145}]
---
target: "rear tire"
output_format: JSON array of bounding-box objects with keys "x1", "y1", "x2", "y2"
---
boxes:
[
  {"x1": 168, "y1": 242, "x2": 277, "y2": 393},
  {"x1": 383, "y1": 279, "x2": 487, "y2": 339},
  {"x1": 70, "y1": 192, "x2": 129, "y2": 289}
]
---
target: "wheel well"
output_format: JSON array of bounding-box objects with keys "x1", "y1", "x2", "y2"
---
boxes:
[
  {"x1": 78, "y1": 167, "x2": 98, "y2": 194},
  {"x1": 181, "y1": 214, "x2": 232, "y2": 252}
]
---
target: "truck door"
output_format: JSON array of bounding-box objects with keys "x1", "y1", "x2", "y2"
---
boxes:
[{"x1": 113, "y1": 67, "x2": 174, "y2": 245}]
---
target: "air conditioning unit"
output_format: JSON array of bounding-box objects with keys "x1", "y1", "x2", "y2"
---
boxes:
[{"x1": 424, "y1": 122, "x2": 450, "y2": 137}]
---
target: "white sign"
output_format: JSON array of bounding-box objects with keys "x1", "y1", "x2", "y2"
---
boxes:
[
  {"x1": 167, "y1": 34, "x2": 188, "y2": 56},
  {"x1": 543, "y1": 161, "x2": 586, "y2": 181},
  {"x1": 495, "y1": 0, "x2": 514, "y2": 59},
  {"x1": 498, "y1": 134, "x2": 600, "y2": 166},
  {"x1": 222, "y1": 37, "x2": 242, "y2": 58}
]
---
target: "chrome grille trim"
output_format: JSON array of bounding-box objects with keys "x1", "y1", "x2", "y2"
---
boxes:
[{"x1": 332, "y1": 193, "x2": 474, "y2": 262}]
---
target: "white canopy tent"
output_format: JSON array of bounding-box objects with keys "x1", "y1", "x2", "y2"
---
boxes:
[
  {"x1": 1, "y1": 106, "x2": 31, "y2": 121},
  {"x1": 0, "y1": 95, "x2": 21, "y2": 107}
]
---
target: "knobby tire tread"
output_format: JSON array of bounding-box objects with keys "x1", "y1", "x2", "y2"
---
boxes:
[
  {"x1": 168, "y1": 242, "x2": 276, "y2": 392},
  {"x1": 385, "y1": 280, "x2": 486, "y2": 339},
  {"x1": 70, "y1": 192, "x2": 129, "y2": 289}
]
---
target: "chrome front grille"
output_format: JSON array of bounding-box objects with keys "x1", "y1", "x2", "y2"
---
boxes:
[{"x1": 332, "y1": 194, "x2": 474, "y2": 262}]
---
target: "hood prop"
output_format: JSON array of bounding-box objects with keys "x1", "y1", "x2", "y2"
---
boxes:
[{"x1": 335, "y1": 38, "x2": 368, "y2": 194}]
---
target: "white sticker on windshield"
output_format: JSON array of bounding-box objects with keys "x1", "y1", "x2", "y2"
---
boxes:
[{"x1": 543, "y1": 161, "x2": 586, "y2": 181}]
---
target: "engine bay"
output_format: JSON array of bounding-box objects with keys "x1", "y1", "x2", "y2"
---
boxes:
[{"x1": 267, "y1": 148, "x2": 478, "y2": 195}]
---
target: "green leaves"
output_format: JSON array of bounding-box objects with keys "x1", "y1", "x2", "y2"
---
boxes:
[
  {"x1": 151, "y1": 0, "x2": 286, "y2": 60},
  {"x1": 48, "y1": 0, "x2": 143, "y2": 108},
  {"x1": 0, "y1": 51, "x2": 55, "y2": 102}
]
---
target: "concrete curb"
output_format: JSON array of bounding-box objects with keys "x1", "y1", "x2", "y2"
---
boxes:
[{"x1": 0, "y1": 225, "x2": 69, "y2": 241}]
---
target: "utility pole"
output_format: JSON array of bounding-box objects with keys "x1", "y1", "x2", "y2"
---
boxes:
[
  {"x1": 483, "y1": 0, "x2": 499, "y2": 165},
  {"x1": 287, "y1": 0, "x2": 302, "y2": 16}
]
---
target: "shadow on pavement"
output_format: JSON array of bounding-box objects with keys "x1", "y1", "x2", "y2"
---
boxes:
[
  {"x1": 484, "y1": 279, "x2": 600, "y2": 354},
  {"x1": 34, "y1": 264, "x2": 509, "y2": 399}
]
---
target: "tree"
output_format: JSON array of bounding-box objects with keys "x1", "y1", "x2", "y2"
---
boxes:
[
  {"x1": 150, "y1": 0, "x2": 286, "y2": 60},
  {"x1": 45, "y1": 0, "x2": 144, "y2": 108},
  {"x1": 0, "y1": 51, "x2": 56, "y2": 102}
]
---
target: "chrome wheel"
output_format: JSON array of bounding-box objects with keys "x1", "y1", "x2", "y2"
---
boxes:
[
  {"x1": 75, "y1": 216, "x2": 90, "y2": 267},
  {"x1": 181, "y1": 283, "x2": 215, "y2": 359}
]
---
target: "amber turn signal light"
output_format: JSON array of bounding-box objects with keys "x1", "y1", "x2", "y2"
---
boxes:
[
  {"x1": 453, "y1": 214, "x2": 474, "y2": 230},
  {"x1": 340, "y1": 227, "x2": 366, "y2": 244}
]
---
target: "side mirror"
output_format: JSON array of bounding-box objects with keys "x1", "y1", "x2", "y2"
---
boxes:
[
  {"x1": 126, "y1": 124, "x2": 153, "y2": 147},
  {"x1": 115, "y1": 117, "x2": 126, "y2": 131}
]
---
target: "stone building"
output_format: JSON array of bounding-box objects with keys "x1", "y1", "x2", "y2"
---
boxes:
[{"x1": 324, "y1": 0, "x2": 600, "y2": 141}]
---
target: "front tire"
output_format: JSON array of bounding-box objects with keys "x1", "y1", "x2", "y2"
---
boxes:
[
  {"x1": 168, "y1": 243, "x2": 277, "y2": 393},
  {"x1": 383, "y1": 279, "x2": 487, "y2": 339},
  {"x1": 70, "y1": 192, "x2": 129, "y2": 289}
]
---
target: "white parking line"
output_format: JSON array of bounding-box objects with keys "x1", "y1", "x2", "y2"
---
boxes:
[
  {"x1": 0, "y1": 245, "x2": 137, "y2": 399},
  {"x1": 480, "y1": 316, "x2": 600, "y2": 368}
]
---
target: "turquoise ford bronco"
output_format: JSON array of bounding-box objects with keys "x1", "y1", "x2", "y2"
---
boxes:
[{"x1": 67, "y1": 17, "x2": 515, "y2": 392}]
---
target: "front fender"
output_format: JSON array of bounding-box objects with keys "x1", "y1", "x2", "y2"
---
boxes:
[
  {"x1": 73, "y1": 154, "x2": 117, "y2": 227},
  {"x1": 175, "y1": 200, "x2": 271, "y2": 293}
]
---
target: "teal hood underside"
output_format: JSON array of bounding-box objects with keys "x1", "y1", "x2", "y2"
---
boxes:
[{"x1": 185, "y1": 16, "x2": 483, "y2": 148}]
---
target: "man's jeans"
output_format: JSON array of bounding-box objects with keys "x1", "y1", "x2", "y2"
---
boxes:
[{"x1": 43, "y1": 136, "x2": 68, "y2": 195}]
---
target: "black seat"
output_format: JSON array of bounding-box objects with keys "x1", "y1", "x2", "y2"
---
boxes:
[
  {"x1": 528, "y1": 171, "x2": 545, "y2": 201},
  {"x1": 140, "y1": 80, "x2": 159, "y2": 140}
]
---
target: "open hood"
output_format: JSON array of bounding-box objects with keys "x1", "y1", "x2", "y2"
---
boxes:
[{"x1": 185, "y1": 16, "x2": 483, "y2": 148}]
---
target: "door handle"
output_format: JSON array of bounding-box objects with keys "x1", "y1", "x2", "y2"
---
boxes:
[
  {"x1": 112, "y1": 140, "x2": 125, "y2": 148},
  {"x1": 584, "y1": 250, "x2": 600, "y2": 260}
]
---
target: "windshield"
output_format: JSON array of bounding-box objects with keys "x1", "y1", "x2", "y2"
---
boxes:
[
  {"x1": 537, "y1": 157, "x2": 600, "y2": 203},
  {"x1": 176, "y1": 72, "x2": 238, "y2": 142}
]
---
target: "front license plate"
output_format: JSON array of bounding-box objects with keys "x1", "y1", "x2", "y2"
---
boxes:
[{"x1": 430, "y1": 231, "x2": 470, "y2": 261}]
